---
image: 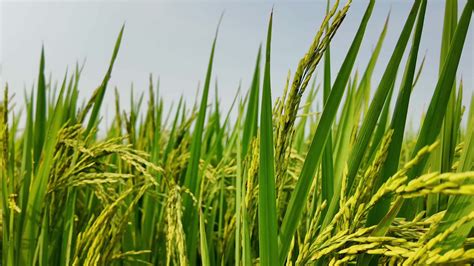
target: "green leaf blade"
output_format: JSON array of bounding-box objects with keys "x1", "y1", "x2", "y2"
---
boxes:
[{"x1": 258, "y1": 11, "x2": 279, "y2": 266}]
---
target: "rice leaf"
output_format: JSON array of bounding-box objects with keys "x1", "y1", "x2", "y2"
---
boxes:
[
  {"x1": 242, "y1": 46, "x2": 261, "y2": 159},
  {"x1": 33, "y1": 47, "x2": 46, "y2": 170},
  {"x1": 279, "y1": 1, "x2": 374, "y2": 263},
  {"x1": 258, "y1": 11, "x2": 279, "y2": 266},
  {"x1": 82, "y1": 25, "x2": 124, "y2": 135},
  {"x1": 182, "y1": 16, "x2": 221, "y2": 264},
  {"x1": 366, "y1": 0, "x2": 427, "y2": 227}
]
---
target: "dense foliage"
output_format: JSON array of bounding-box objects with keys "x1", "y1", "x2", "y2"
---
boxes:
[{"x1": 1, "y1": 0, "x2": 473, "y2": 265}]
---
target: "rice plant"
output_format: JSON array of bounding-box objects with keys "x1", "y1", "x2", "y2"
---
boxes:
[{"x1": 1, "y1": 0, "x2": 473, "y2": 265}]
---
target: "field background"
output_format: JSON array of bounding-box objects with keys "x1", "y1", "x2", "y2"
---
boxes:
[{"x1": 1, "y1": 0, "x2": 473, "y2": 265}]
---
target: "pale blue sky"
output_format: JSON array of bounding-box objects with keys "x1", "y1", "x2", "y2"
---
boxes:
[{"x1": 1, "y1": 0, "x2": 472, "y2": 128}]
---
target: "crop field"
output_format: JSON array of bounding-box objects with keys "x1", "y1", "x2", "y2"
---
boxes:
[{"x1": 1, "y1": 0, "x2": 474, "y2": 265}]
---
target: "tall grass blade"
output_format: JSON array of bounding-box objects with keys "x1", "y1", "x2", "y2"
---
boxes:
[
  {"x1": 366, "y1": 0, "x2": 426, "y2": 227},
  {"x1": 182, "y1": 17, "x2": 221, "y2": 264},
  {"x1": 33, "y1": 47, "x2": 46, "y2": 170},
  {"x1": 279, "y1": 1, "x2": 374, "y2": 262},
  {"x1": 258, "y1": 11, "x2": 279, "y2": 266},
  {"x1": 321, "y1": 0, "x2": 335, "y2": 207},
  {"x1": 343, "y1": 0, "x2": 421, "y2": 195},
  {"x1": 242, "y1": 46, "x2": 261, "y2": 159},
  {"x1": 82, "y1": 25, "x2": 124, "y2": 135}
]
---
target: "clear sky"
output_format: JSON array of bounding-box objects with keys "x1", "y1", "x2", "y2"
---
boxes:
[{"x1": 1, "y1": 0, "x2": 472, "y2": 128}]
